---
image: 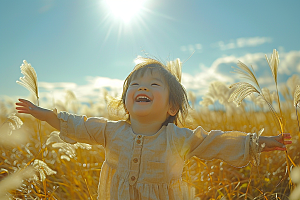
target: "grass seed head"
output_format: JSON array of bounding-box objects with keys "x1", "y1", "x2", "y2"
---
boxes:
[
  {"x1": 265, "y1": 49, "x2": 279, "y2": 84},
  {"x1": 16, "y1": 60, "x2": 39, "y2": 100},
  {"x1": 293, "y1": 85, "x2": 300, "y2": 107}
]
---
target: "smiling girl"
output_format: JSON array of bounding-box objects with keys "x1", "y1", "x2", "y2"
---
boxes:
[{"x1": 16, "y1": 57, "x2": 291, "y2": 200}]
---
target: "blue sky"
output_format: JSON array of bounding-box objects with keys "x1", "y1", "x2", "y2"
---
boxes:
[{"x1": 1, "y1": 0, "x2": 300, "y2": 105}]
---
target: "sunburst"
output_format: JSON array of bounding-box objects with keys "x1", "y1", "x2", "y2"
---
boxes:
[
  {"x1": 104, "y1": 0, "x2": 146, "y2": 23},
  {"x1": 98, "y1": 0, "x2": 158, "y2": 45}
]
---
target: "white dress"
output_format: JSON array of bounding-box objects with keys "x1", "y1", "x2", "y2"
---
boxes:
[{"x1": 57, "y1": 111, "x2": 261, "y2": 200}]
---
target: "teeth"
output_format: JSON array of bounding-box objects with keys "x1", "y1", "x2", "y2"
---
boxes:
[{"x1": 136, "y1": 96, "x2": 151, "y2": 102}]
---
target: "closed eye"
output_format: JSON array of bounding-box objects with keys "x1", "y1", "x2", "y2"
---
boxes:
[
  {"x1": 151, "y1": 83, "x2": 160, "y2": 86},
  {"x1": 131, "y1": 83, "x2": 139, "y2": 86}
]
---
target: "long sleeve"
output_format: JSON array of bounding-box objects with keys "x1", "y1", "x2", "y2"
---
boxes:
[
  {"x1": 170, "y1": 125, "x2": 262, "y2": 168},
  {"x1": 57, "y1": 111, "x2": 107, "y2": 146}
]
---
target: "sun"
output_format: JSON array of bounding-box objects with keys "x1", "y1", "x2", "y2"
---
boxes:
[{"x1": 104, "y1": 0, "x2": 146, "y2": 23}]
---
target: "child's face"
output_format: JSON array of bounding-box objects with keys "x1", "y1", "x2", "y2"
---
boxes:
[{"x1": 125, "y1": 69, "x2": 174, "y2": 122}]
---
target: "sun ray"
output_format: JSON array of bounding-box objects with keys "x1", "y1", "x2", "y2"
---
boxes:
[{"x1": 103, "y1": 24, "x2": 114, "y2": 44}]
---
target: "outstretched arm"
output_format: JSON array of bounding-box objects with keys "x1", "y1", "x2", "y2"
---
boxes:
[
  {"x1": 15, "y1": 99, "x2": 60, "y2": 130},
  {"x1": 259, "y1": 133, "x2": 292, "y2": 152}
]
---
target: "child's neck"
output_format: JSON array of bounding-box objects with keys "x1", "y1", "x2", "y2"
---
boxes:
[{"x1": 130, "y1": 118, "x2": 164, "y2": 136}]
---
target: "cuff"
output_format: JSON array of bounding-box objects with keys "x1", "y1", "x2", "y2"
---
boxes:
[
  {"x1": 249, "y1": 129, "x2": 265, "y2": 166},
  {"x1": 56, "y1": 111, "x2": 77, "y2": 144}
]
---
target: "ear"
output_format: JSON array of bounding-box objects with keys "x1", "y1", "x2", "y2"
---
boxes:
[{"x1": 168, "y1": 104, "x2": 179, "y2": 116}]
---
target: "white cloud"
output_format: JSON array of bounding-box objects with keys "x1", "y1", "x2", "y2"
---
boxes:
[
  {"x1": 182, "y1": 50, "x2": 300, "y2": 97},
  {"x1": 278, "y1": 50, "x2": 300, "y2": 75},
  {"x1": 181, "y1": 61, "x2": 235, "y2": 97},
  {"x1": 215, "y1": 37, "x2": 272, "y2": 50},
  {"x1": 39, "y1": 82, "x2": 77, "y2": 90},
  {"x1": 36, "y1": 50, "x2": 300, "y2": 105},
  {"x1": 86, "y1": 76, "x2": 124, "y2": 89},
  {"x1": 236, "y1": 37, "x2": 272, "y2": 48},
  {"x1": 181, "y1": 43, "x2": 202, "y2": 53},
  {"x1": 39, "y1": 76, "x2": 123, "y2": 103}
]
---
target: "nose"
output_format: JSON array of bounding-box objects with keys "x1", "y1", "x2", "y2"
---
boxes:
[{"x1": 138, "y1": 86, "x2": 149, "y2": 91}]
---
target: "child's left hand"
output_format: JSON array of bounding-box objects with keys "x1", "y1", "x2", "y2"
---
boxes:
[{"x1": 259, "y1": 133, "x2": 292, "y2": 152}]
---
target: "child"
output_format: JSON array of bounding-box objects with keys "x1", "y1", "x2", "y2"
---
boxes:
[{"x1": 16, "y1": 57, "x2": 292, "y2": 200}]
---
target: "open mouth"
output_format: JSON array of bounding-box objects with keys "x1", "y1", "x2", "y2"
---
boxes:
[{"x1": 135, "y1": 95, "x2": 151, "y2": 102}]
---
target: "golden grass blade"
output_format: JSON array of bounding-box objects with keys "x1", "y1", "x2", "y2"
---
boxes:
[
  {"x1": 0, "y1": 167, "x2": 35, "y2": 197},
  {"x1": 265, "y1": 49, "x2": 279, "y2": 84},
  {"x1": 79, "y1": 166, "x2": 94, "y2": 200},
  {"x1": 228, "y1": 82, "x2": 260, "y2": 106},
  {"x1": 293, "y1": 85, "x2": 300, "y2": 107},
  {"x1": 16, "y1": 60, "x2": 39, "y2": 100},
  {"x1": 16, "y1": 79, "x2": 37, "y2": 98},
  {"x1": 16, "y1": 60, "x2": 43, "y2": 151},
  {"x1": 166, "y1": 58, "x2": 182, "y2": 82},
  {"x1": 288, "y1": 155, "x2": 297, "y2": 167},
  {"x1": 32, "y1": 159, "x2": 57, "y2": 182},
  {"x1": 232, "y1": 61, "x2": 261, "y2": 90}
]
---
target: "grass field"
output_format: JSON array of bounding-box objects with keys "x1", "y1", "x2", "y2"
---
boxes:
[{"x1": 0, "y1": 55, "x2": 300, "y2": 199}]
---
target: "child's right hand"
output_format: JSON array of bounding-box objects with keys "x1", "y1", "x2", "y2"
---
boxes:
[
  {"x1": 15, "y1": 99, "x2": 49, "y2": 121},
  {"x1": 16, "y1": 98, "x2": 61, "y2": 130}
]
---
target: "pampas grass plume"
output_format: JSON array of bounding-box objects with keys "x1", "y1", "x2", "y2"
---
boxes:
[
  {"x1": 293, "y1": 85, "x2": 300, "y2": 107},
  {"x1": 16, "y1": 60, "x2": 39, "y2": 100},
  {"x1": 0, "y1": 167, "x2": 35, "y2": 199},
  {"x1": 265, "y1": 49, "x2": 279, "y2": 84},
  {"x1": 290, "y1": 167, "x2": 300, "y2": 200}
]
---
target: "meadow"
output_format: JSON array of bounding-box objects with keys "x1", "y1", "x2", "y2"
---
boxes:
[{"x1": 0, "y1": 54, "x2": 300, "y2": 199}]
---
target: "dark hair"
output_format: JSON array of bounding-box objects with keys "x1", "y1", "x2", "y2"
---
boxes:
[{"x1": 120, "y1": 57, "x2": 189, "y2": 126}]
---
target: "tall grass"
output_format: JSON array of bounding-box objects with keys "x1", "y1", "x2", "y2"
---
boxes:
[
  {"x1": 0, "y1": 54, "x2": 299, "y2": 199},
  {"x1": 228, "y1": 49, "x2": 296, "y2": 195}
]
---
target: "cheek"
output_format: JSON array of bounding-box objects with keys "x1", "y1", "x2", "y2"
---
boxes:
[
  {"x1": 124, "y1": 89, "x2": 133, "y2": 107},
  {"x1": 158, "y1": 89, "x2": 169, "y2": 103}
]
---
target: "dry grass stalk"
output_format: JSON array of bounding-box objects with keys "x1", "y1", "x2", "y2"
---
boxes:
[
  {"x1": 1, "y1": 94, "x2": 298, "y2": 199},
  {"x1": 265, "y1": 49, "x2": 279, "y2": 85},
  {"x1": 31, "y1": 159, "x2": 57, "y2": 182},
  {"x1": 0, "y1": 113, "x2": 23, "y2": 135},
  {"x1": 0, "y1": 167, "x2": 35, "y2": 199},
  {"x1": 166, "y1": 58, "x2": 182, "y2": 82},
  {"x1": 229, "y1": 82, "x2": 260, "y2": 106},
  {"x1": 1, "y1": 55, "x2": 298, "y2": 199},
  {"x1": 16, "y1": 60, "x2": 39, "y2": 101},
  {"x1": 265, "y1": 50, "x2": 293, "y2": 187},
  {"x1": 293, "y1": 85, "x2": 300, "y2": 147},
  {"x1": 229, "y1": 49, "x2": 294, "y2": 190},
  {"x1": 293, "y1": 85, "x2": 300, "y2": 107},
  {"x1": 232, "y1": 61, "x2": 261, "y2": 90},
  {"x1": 16, "y1": 60, "x2": 43, "y2": 148}
]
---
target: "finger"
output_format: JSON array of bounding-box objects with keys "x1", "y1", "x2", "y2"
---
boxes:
[
  {"x1": 16, "y1": 106, "x2": 29, "y2": 110},
  {"x1": 16, "y1": 107, "x2": 30, "y2": 113},
  {"x1": 16, "y1": 104, "x2": 29, "y2": 111},
  {"x1": 15, "y1": 102, "x2": 28, "y2": 107},
  {"x1": 263, "y1": 148, "x2": 275, "y2": 152},
  {"x1": 18, "y1": 99, "x2": 33, "y2": 106},
  {"x1": 275, "y1": 134, "x2": 291, "y2": 143},
  {"x1": 18, "y1": 98, "x2": 29, "y2": 103},
  {"x1": 283, "y1": 140, "x2": 292, "y2": 145},
  {"x1": 274, "y1": 146, "x2": 286, "y2": 151},
  {"x1": 282, "y1": 133, "x2": 292, "y2": 139},
  {"x1": 16, "y1": 109, "x2": 29, "y2": 113}
]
